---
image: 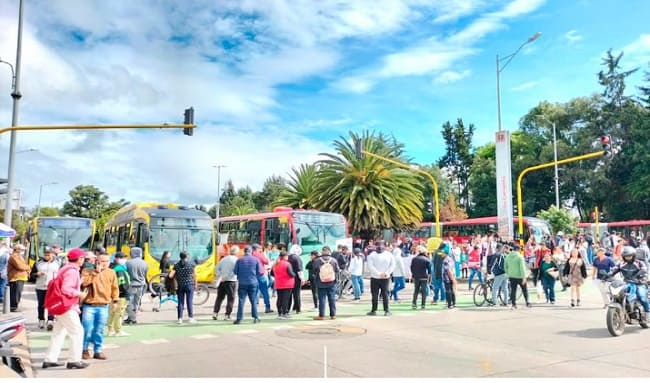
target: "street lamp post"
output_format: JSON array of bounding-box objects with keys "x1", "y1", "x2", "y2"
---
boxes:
[
  {"x1": 537, "y1": 115, "x2": 560, "y2": 208},
  {"x1": 212, "y1": 165, "x2": 227, "y2": 234},
  {"x1": 495, "y1": 32, "x2": 541, "y2": 241},
  {"x1": 1, "y1": 0, "x2": 25, "y2": 227},
  {"x1": 37, "y1": 182, "x2": 57, "y2": 217}
]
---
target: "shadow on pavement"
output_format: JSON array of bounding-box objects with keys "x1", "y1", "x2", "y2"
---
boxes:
[{"x1": 556, "y1": 327, "x2": 640, "y2": 339}]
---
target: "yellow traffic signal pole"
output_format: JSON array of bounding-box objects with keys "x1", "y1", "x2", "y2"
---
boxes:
[
  {"x1": 0, "y1": 123, "x2": 195, "y2": 135},
  {"x1": 360, "y1": 150, "x2": 441, "y2": 237},
  {"x1": 516, "y1": 150, "x2": 604, "y2": 249}
]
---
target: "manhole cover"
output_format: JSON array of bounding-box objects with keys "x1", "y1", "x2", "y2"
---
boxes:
[{"x1": 276, "y1": 325, "x2": 366, "y2": 339}]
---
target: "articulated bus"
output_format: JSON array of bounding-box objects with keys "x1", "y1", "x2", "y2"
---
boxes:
[
  {"x1": 578, "y1": 220, "x2": 650, "y2": 243},
  {"x1": 26, "y1": 216, "x2": 96, "y2": 265},
  {"x1": 104, "y1": 202, "x2": 216, "y2": 283},
  {"x1": 216, "y1": 207, "x2": 349, "y2": 272}
]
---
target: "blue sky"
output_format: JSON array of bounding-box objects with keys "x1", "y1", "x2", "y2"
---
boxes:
[{"x1": 0, "y1": 0, "x2": 649, "y2": 209}]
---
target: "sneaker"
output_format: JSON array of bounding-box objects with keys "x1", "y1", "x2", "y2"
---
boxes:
[
  {"x1": 177, "y1": 319, "x2": 183, "y2": 324},
  {"x1": 66, "y1": 361, "x2": 89, "y2": 369},
  {"x1": 253, "y1": 318, "x2": 261, "y2": 324},
  {"x1": 38, "y1": 320, "x2": 45, "y2": 329},
  {"x1": 366, "y1": 311, "x2": 377, "y2": 316},
  {"x1": 224, "y1": 315, "x2": 231, "y2": 321},
  {"x1": 265, "y1": 309, "x2": 274, "y2": 314},
  {"x1": 114, "y1": 331, "x2": 129, "y2": 337},
  {"x1": 107, "y1": 330, "x2": 116, "y2": 337},
  {"x1": 526, "y1": 303, "x2": 532, "y2": 308},
  {"x1": 421, "y1": 305, "x2": 426, "y2": 310},
  {"x1": 233, "y1": 320, "x2": 241, "y2": 325},
  {"x1": 412, "y1": 305, "x2": 417, "y2": 310},
  {"x1": 313, "y1": 316, "x2": 325, "y2": 320},
  {"x1": 212, "y1": 313, "x2": 218, "y2": 320},
  {"x1": 42, "y1": 361, "x2": 64, "y2": 369},
  {"x1": 283, "y1": 314, "x2": 292, "y2": 319},
  {"x1": 46, "y1": 320, "x2": 54, "y2": 331},
  {"x1": 330, "y1": 316, "x2": 336, "y2": 320},
  {"x1": 93, "y1": 352, "x2": 107, "y2": 360},
  {"x1": 188, "y1": 318, "x2": 196, "y2": 324},
  {"x1": 384, "y1": 311, "x2": 392, "y2": 316}
]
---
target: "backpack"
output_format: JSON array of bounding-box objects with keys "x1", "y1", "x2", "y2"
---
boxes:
[
  {"x1": 44, "y1": 267, "x2": 78, "y2": 316},
  {"x1": 319, "y1": 259, "x2": 336, "y2": 283}
]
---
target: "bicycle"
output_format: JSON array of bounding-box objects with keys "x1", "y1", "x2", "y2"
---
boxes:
[
  {"x1": 472, "y1": 276, "x2": 521, "y2": 307},
  {"x1": 335, "y1": 270, "x2": 353, "y2": 300},
  {"x1": 148, "y1": 273, "x2": 210, "y2": 312}
]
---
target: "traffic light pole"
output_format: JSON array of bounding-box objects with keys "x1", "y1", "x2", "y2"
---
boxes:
[
  {"x1": 516, "y1": 150, "x2": 605, "y2": 249},
  {"x1": 360, "y1": 150, "x2": 441, "y2": 238}
]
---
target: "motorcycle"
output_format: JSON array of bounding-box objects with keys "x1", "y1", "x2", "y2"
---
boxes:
[
  {"x1": 606, "y1": 279, "x2": 649, "y2": 336},
  {"x1": 0, "y1": 316, "x2": 27, "y2": 377}
]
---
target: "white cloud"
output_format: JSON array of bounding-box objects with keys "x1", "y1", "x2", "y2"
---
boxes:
[
  {"x1": 434, "y1": 69, "x2": 471, "y2": 84},
  {"x1": 432, "y1": 0, "x2": 488, "y2": 24},
  {"x1": 380, "y1": 46, "x2": 477, "y2": 77},
  {"x1": 510, "y1": 81, "x2": 539, "y2": 92},
  {"x1": 565, "y1": 30, "x2": 584, "y2": 45},
  {"x1": 332, "y1": 76, "x2": 375, "y2": 94},
  {"x1": 622, "y1": 34, "x2": 650, "y2": 67}
]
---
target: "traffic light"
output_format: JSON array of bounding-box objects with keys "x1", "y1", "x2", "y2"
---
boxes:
[
  {"x1": 600, "y1": 135, "x2": 611, "y2": 157},
  {"x1": 354, "y1": 139, "x2": 363, "y2": 159},
  {"x1": 426, "y1": 201, "x2": 433, "y2": 213},
  {"x1": 183, "y1": 107, "x2": 195, "y2": 136}
]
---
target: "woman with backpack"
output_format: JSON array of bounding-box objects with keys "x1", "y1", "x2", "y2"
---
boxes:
[{"x1": 272, "y1": 251, "x2": 295, "y2": 319}]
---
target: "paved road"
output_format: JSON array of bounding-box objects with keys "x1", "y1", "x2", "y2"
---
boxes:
[{"x1": 13, "y1": 279, "x2": 650, "y2": 378}]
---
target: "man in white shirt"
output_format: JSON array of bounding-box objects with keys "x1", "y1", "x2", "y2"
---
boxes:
[{"x1": 366, "y1": 241, "x2": 395, "y2": 316}]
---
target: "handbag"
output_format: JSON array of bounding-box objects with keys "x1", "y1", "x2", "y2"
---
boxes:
[{"x1": 547, "y1": 269, "x2": 559, "y2": 280}]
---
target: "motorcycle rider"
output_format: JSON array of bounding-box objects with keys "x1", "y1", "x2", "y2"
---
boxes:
[{"x1": 608, "y1": 246, "x2": 650, "y2": 321}]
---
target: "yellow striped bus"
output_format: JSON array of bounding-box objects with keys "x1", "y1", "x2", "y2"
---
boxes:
[
  {"x1": 103, "y1": 202, "x2": 216, "y2": 283},
  {"x1": 26, "y1": 216, "x2": 96, "y2": 265}
]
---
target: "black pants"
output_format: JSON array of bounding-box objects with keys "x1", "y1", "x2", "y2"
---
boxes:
[
  {"x1": 309, "y1": 279, "x2": 318, "y2": 308},
  {"x1": 288, "y1": 277, "x2": 301, "y2": 313},
  {"x1": 444, "y1": 282, "x2": 456, "y2": 308},
  {"x1": 36, "y1": 289, "x2": 54, "y2": 321},
  {"x1": 370, "y1": 278, "x2": 390, "y2": 313},
  {"x1": 509, "y1": 278, "x2": 529, "y2": 306},
  {"x1": 213, "y1": 281, "x2": 236, "y2": 316},
  {"x1": 276, "y1": 288, "x2": 292, "y2": 316},
  {"x1": 9, "y1": 280, "x2": 24, "y2": 311},
  {"x1": 412, "y1": 278, "x2": 428, "y2": 307}
]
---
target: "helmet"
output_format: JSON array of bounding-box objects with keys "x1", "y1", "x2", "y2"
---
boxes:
[{"x1": 621, "y1": 246, "x2": 636, "y2": 262}]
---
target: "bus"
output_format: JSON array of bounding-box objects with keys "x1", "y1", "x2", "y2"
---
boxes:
[
  {"x1": 578, "y1": 220, "x2": 650, "y2": 243},
  {"x1": 26, "y1": 216, "x2": 96, "y2": 264},
  {"x1": 103, "y1": 202, "x2": 216, "y2": 283},
  {"x1": 216, "y1": 207, "x2": 349, "y2": 271}
]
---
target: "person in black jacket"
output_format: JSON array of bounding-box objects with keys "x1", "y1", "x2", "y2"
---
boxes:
[
  {"x1": 304, "y1": 251, "x2": 319, "y2": 310},
  {"x1": 410, "y1": 246, "x2": 431, "y2": 310},
  {"x1": 287, "y1": 245, "x2": 304, "y2": 314}
]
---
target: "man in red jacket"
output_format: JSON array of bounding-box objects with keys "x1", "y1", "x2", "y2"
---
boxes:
[{"x1": 468, "y1": 245, "x2": 483, "y2": 290}]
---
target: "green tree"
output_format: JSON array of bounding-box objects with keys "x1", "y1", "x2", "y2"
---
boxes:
[
  {"x1": 221, "y1": 195, "x2": 257, "y2": 216},
  {"x1": 37, "y1": 206, "x2": 60, "y2": 217},
  {"x1": 274, "y1": 164, "x2": 319, "y2": 209},
  {"x1": 417, "y1": 164, "x2": 452, "y2": 222},
  {"x1": 253, "y1": 175, "x2": 287, "y2": 212},
  {"x1": 314, "y1": 130, "x2": 423, "y2": 240},
  {"x1": 467, "y1": 147, "x2": 496, "y2": 217},
  {"x1": 62, "y1": 185, "x2": 112, "y2": 219},
  {"x1": 438, "y1": 118, "x2": 475, "y2": 209},
  {"x1": 537, "y1": 206, "x2": 578, "y2": 235}
]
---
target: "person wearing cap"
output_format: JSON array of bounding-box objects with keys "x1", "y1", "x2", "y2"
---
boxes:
[
  {"x1": 42, "y1": 248, "x2": 89, "y2": 370},
  {"x1": 233, "y1": 246, "x2": 262, "y2": 324},
  {"x1": 504, "y1": 244, "x2": 531, "y2": 309},
  {"x1": 349, "y1": 248, "x2": 365, "y2": 301},
  {"x1": 35, "y1": 247, "x2": 61, "y2": 330},
  {"x1": 7, "y1": 243, "x2": 30, "y2": 312},
  {"x1": 107, "y1": 252, "x2": 130, "y2": 336}
]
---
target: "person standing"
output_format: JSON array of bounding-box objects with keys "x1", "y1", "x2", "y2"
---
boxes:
[
  {"x1": 272, "y1": 251, "x2": 296, "y2": 319},
  {"x1": 159, "y1": 251, "x2": 175, "y2": 296},
  {"x1": 170, "y1": 251, "x2": 197, "y2": 324},
  {"x1": 391, "y1": 244, "x2": 406, "y2": 302},
  {"x1": 233, "y1": 246, "x2": 262, "y2": 325},
  {"x1": 35, "y1": 247, "x2": 61, "y2": 330},
  {"x1": 42, "y1": 248, "x2": 89, "y2": 370},
  {"x1": 125, "y1": 247, "x2": 148, "y2": 325},
  {"x1": 504, "y1": 245, "x2": 531, "y2": 309},
  {"x1": 366, "y1": 241, "x2": 395, "y2": 316},
  {"x1": 80, "y1": 254, "x2": 119, "y2": 360},
  {"x1": 538, "y1": 252, "x2": 559, "y2": 304},
  {"x1": 212, "y1": 246, "x2": 239, "y2": 321},
  {"x1": 410, "y1": 246, "x2": 431, "y2": 309},
  {"x1": 431, "y1": 246, "x2": 447, "y2": 305},
  {"x1": 442, "y1": 250, "x2": 457, "y2": 309},
  {"x1": 305, "y1": 251, "x2": 320, "y2": 310},
  {"x1": 592, "y1": 248, "x2": 615, "y2": 308},
  {"x1": 348, "y1": 248, "x2": 365, "y2": 301},
  {"x1": 252, "y1": 244, "x2": 273, "y2": 314},
  {"x1": 0, "y1": 243, "x2": 8, "y2": 304},
  {"x1": 563, "y1": 248, "x2": 587, "y2": 307},
  {"x1": 312, "y1": 247, "x2": 340, "y2": 320},
  {"x1": 489, "y1": 244, "x2": 509, "y2": 307},
  {"x1": 107, "y1": 252, "x2": 130, "y2": 336},
  {"x1": 7, "y1": 243, "x2": 30, "y2": 312},
  {"x1": 287, "y1": 244, "x2": 304, "y2": 315},
  {"x1": 467, "y1": 245, "x2": 483, "y2": 291}
]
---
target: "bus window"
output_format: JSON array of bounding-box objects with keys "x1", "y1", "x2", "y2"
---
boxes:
[{"x1": 247, "y1": 220, "x2": 262, "y2": 244}]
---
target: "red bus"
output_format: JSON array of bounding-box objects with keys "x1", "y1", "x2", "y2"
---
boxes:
[
  {"x1": 216, "y1": 207, "x2": 349, "y2": 271},
  {"x1": 578, "y1": 220, "x2": 650, "y2": 243}
]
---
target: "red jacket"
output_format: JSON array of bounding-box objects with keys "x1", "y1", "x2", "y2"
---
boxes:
[
  {"x1": 468, "y1": 249, "x2": 481, "y2": 269},
  {"x1": 273, "y1": 260, "x2": 295, "y2": 290}
]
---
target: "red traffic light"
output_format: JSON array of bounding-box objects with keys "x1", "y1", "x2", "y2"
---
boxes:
[{"x1": 600, "y1": 135, "x2": 610, "y2": 144}]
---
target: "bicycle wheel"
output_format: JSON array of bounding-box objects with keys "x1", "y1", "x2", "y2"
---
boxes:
[
  {"x1": 473, "y1": 284, "x2": 487, "y2": 307},
  {"x1": 193, "y1": 285, "x2": 210, "y2": 306}
]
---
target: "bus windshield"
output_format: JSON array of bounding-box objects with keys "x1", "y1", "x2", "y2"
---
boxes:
[
  {"x1": 38, "y1": 225, "x2": 93, "y2": 252},
  {"x1": 529, "y1": 221, "x2": 552, "y2": 244},
  {"x1": 149, "y1": 227, "x2": 213, "y2": 263},
  {"x1": 293, "y1": 212, "x2": 347, "y2": 254}
]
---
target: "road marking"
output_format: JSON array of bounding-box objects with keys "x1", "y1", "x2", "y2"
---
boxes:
[
  {"x1": 271, "y1": 325, "x2": 294, "y2": 330},
  {"x1": 141, "y1": 339, "x2": 169, "y2": 345},
  {"x1": 237, "y1": 330, "x2": 258, "y2": 334},
  {"x1": 340, "y1": 317, "x2": 359, "y2": 322},
  {"x1": 397, "y1": 313, "x2": 416, "y2": 317},
  {"x1": 190, "y1": 334, "x2": 218, "y2": 340},
  {"x1": 423, "y1": 310, "x2": 439, "y2": 314},
  {"x1": 307, "y1": 321, "x2": 329, "y2": 326}
]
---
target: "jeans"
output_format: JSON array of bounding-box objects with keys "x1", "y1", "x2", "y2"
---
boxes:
[
  {"x1": 36, "y1": 288, "x2": 54, "y2": 321},
  {"x1": 107, "y1": 298, "x2": 127, "y2": 333},
  {"x1": 317, "y1": 286, "x2": 337, "y2": 318},
  {"x1": 44, "y1": 309, "x2": 84, "y2": 363},
  {"x1": 432, "y1": 278, "x2": 446, "y2": 302},
  {"x1": 468, "y1": 268, "x2": 483, "y2": 289},
  {"x1": 351, "y1": 275, "x2": 363, "y2": 299},
  {"x1": 492, "y1": 273, "x2": 509, "y2": 305},
  {"x1": 177, "y1": 284, "x2": 194, "y2": 319},
  {"x1": 541, "y1": 274, "x2": 556, "y2": 303},
  {"x1": 81, "y1": 304, "x2": 109, "y2": 353},
  {"x1": 213, "y1": 280, "x2": 236, "y2": 316},
  {"x1": 127, "y1": 285, "x2": 146, "y2": 321},
  {"x1": 370, "y1": 278, "x2": 390, "y2": 313},
  {"x1": 0, "y1": 277, "x2": 6, "y2": 302},
  {"x1": 509, "y1": 278, "x2": 529, "y2": 307},
  {"x1": 9, "y1": 280, "x2": 24, "y2": 310},
  {"x1": 256, "y1": 275, "x2": 271, "y2": 311},
  {"x1": 236, "y1": 284, "x2": 259, "y2": 321},
  {"x1": 444, "y1": 281, "x2": 456, "y2": 307},
  {"x1": 391, "y1": 276, "x2": 405, "y2": 301},
  {"x1": 276, "y1": 288, "x2": 292, "y2": 315},
  {"x1": 412, "y1": 278, "x2": 428, "y2": 307},
  {"x1": 627, "y1": 283, "x2": 650, "y2": 312}
]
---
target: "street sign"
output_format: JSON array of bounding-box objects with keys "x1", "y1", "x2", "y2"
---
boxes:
[{"x1": 495, "y1": 130, "x2": 514, "y2": 241}]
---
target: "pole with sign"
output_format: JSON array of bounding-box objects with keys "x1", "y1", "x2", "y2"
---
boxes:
[{"x1": 495, "y1": 130, "x2": 514, "y2": 241}]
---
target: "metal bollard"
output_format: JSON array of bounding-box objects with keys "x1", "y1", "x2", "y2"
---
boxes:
[{"x1": 2, "y1": 285, "x2": 8, "y2": 314}]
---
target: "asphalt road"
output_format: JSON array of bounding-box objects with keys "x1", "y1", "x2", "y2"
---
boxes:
[{"x1": 12, "y1": 279, "x2": 650, "y2": 378}]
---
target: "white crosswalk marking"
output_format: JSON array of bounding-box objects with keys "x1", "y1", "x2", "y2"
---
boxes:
[
  {"x1": 141, "y1": 339, "x2": 169, "y2": 345},
  {"x1": 190, "y1": 334, "x2": 218, "y2": 339},
  {"x1": 271, "y1": 325, "x2": 294, "y2": 330}
]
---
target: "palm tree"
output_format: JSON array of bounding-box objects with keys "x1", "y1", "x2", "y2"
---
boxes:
[
  {"x1": 314, "y1": 131, "x2": 424, "y2": 239},
  {"x1": 274, "y1": 163, "x2": 319, "y2": 209}
]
